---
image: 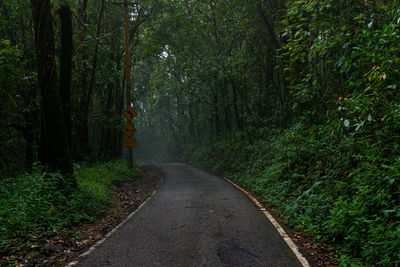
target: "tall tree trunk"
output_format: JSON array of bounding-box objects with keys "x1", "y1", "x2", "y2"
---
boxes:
[
  {"x1": 211, "y1": 80, "x2": 221, "y2": 138},
  {"x1": 232, "y1": 84, "x2": 242, "y2": 130},
  {"x1": 117, "y1": 73, "x2": 124, "y2": 157},
  {"x1": 99, "y1": 83, "x2": 114, "y2": 159},
  {"x1": 58, "y1": 5, "x2": 73, "y2": 149},
  {"x1": 80, "y1": 0, "x2": 106, "y2": 159},
  {"x1": 86, "y1": 0, "x2": 106, "y2": 115},
  {"x1": 189, "y1": 98, "x2": 195, "y2": 138},
  {"x1": 72, "y1": 0, "x2": 88, "y2": 161},
  {"x1": 257, "y1": 3, "x2": 288, "y2": 104},
  {"x1": 30, "y1": 0, "x2": 74, "y2": 181},
  {"x1": 222, "y1": 79, "x2": 232, "y2": 139}
]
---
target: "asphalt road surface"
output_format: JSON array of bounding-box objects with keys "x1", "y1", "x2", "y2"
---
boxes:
[{"x1": 78, "y1": 163, "x2": 302, "y2": 267}]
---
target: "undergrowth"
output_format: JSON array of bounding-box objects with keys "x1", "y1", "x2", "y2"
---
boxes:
[
  {"x1": 185, "y1": 124, "x2": 400, "y2": 266},
  {"x1": 0, "y1": 160, "x2": 139, "y2": 263}
]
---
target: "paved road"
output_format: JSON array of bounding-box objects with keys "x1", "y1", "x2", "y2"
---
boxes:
[{"x1": 78, "y1": 163, "x2": 302, "y2": 266}]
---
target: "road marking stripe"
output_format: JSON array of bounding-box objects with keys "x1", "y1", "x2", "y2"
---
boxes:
[
  {"x1": 223, "y1": 177, "x2": 310, "y2": 267},
  {"x1": 67, "y1": 173, "x2": 309, "y2": 266},
  {"x1": 66, "y1": 188, "x2": 160, "y2": 266}
]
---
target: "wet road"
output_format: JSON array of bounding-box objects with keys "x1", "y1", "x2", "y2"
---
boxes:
[{"x1": 78, "y1": 163, "x2": 302, "y2": 267}]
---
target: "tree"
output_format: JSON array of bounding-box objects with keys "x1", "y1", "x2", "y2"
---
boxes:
[
  {"x1": 58, "y1": 5, "x2": 73, "y2": 149},
  {"x1": 30, "y1": 0, "x2": 74, "y2": 181},
  {"x1": 72, "y1": 0, "x2": 88, "y2": 161}
]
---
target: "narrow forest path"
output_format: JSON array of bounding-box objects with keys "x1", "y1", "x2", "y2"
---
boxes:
[{"x1": 72, "y1": 163, "x2": 303, "y2": 266}]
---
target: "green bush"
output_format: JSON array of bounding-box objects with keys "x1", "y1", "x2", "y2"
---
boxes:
[
  {"x1": 187, "y1": 124, "x2": 400, "y2": 265},
  {"x1": 0, "y1": 160, "x2": 139, "y2": 256}
]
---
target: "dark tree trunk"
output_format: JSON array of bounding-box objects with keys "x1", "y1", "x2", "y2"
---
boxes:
[
  {"x1": 72, "y1": 0, "x2": 88, "y2": 161},
  {"x1": 24, "y1": 130, "x2": 34, "y2": 168},
  {"x1": 23, "y1": 107, "x2": 38, "y2": 169},
  {"x1": 30, "y1": 0, "x2": 74, "y2": 181},
  {"x1": 257, "y1": 3, "x2": 288, "y2": 104},
  {"x1": 222, "y1": 79, "x2": 232, "y2": 139},
  {"x1": 212, "y1": 82, "x2": 221, "y2": 137},
  {"x1": 80, "y1": 0, "x2": 105, "y2": 159},
  {"x1": 86, "y1": 0, "x2": 106, "y2": 112},
  {"x1": 117, "y1": 74, "x2": 124, "y2": 157},
  {"x1": 58, "y1": 5, "x2": 73, "y2": 149},
  {"x1": 99, "y1": 83, "x2": 114, "y2": 159},
  {"x1": 232, "y1": 84, "x2": 242, "y2": 130},
  {"x1": 189, "y1": 98, "x2": 195, "y2": 138}
]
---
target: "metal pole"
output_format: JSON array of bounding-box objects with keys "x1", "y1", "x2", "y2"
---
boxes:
[{"x1": 124, "y1": 0, "x2": 134, "y2": 168}]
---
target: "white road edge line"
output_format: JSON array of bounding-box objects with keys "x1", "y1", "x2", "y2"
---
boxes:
[
  {"x1": 223, "y1": 177, "x2": 310, "y2": 267},
  {"x1": 66, "y1": 188, "x2": 159, "y2": 266}
]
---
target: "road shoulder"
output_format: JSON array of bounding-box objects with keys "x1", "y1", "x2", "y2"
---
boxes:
[{"x1": 40, "y1": 165, "x2": 163, "y2": 266}]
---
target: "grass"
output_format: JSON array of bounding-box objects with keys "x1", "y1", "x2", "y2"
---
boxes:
[{"x1": 0, "y1": 160, "x2": 139, "y2": 263}]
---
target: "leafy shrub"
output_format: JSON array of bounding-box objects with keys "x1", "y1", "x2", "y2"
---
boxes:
[
  {"x1": 0, "y1": 160, "x2": 139, "y2": 256},
  {"x1": 187, "y1": 124, "x2": 400, "y2": 265}
]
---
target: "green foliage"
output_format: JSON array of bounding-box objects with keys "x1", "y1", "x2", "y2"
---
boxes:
[
  {"x1": 0, "y1": 160, "x2": 139, "y2": 256},
  {"x1": 187, "y1": 123, "x2": 400, "y2": 265},
  {"x1": 134, "y1": 3, "x2": 400, "y2": 264},
  {"x1": 0, "y1": 39, "x2": 34, "y2": 177},
  {"x1": 1, "y1": 0, "x2": 399, "y2": 265},
  {"x1": 0, "y1": 39, "x2": 23, "y2": 89},
  {"x1": 134, "y1": 0, "x2": 400, "y2": 265}
]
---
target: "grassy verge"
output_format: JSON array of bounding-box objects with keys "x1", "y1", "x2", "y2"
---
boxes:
[
  {"x1": 184, "y1": 125, "x2": 400, "y2": 266},
  {"x1": 0, "y1": 160, "x2": 139, "y2": 264}
]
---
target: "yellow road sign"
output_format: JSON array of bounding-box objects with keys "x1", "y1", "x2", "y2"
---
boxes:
[
  {"x1": 123, "y1": 107, "x2": 137, "y2": 121},
  {"x1": 123, "y1": 123, "x2": 136, "y2": 137},
  {"x1": 123, "y1": 138, "x2": 136, "y2": 147}
]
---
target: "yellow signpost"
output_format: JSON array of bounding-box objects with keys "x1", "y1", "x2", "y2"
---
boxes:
[
  {"x1": 114, "y1": 0, "x2": 139, "y2": 168},
  {"x1": 123, "y1": 107, "x2": 137, "y2": 121},
  {"x1": 122, "y1": 138, "x2": 136, "y2": 147},
  {"x1": 123, "y1": 122, "x2": 136, "y2": 137}
]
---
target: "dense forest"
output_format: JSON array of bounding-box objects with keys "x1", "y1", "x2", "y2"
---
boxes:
[{"x1": 1, "y1": 0, "x2": 399, "y2": 265}]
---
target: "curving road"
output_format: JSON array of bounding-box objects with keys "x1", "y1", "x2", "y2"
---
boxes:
[{"x1": 77, "y1": 163, "x2": 302, "y2": 267}]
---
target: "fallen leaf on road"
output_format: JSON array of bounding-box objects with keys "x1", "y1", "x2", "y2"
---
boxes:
[{"x1": 220, "y1": 214, "x2": 233, "y2": 222}]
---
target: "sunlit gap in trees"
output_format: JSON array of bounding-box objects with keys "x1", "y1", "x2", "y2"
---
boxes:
[
  {"x1": 129, "y1": 4, "x2": 139, "y2": 21},
  {"x1": 159, "y1": 45, "x2": 170, "y2": 59}
]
